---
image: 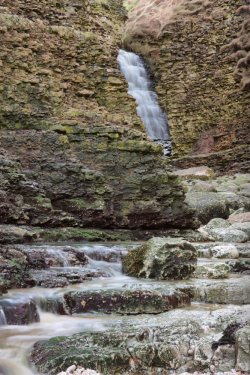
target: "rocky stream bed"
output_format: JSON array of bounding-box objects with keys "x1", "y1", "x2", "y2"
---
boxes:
[{"x1": 0, "y1": 234, "x2": 249, "y2": 375}]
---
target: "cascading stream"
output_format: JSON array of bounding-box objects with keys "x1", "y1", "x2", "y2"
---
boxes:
[{"x1": 117, "y1": 49, "x2": 172, "y2": 156}]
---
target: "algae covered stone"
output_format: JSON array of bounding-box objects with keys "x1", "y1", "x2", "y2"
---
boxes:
[{"x1": 122, "y1": 237, "x2": 197, "y2": 280}]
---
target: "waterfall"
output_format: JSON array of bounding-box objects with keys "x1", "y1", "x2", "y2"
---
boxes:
[
  {"x1": 0, "y1": 306, "x2": 7, "y2": 325},
  {"x1": 117, "y1": 49, "x2": 172, "y2": 156}
]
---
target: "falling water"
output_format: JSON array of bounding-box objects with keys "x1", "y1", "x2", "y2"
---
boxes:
[
  {"x1": 0, "y1": 307, "x2": 7, "y2": 326},
  {"x1": 117, "y1": 49, "x2": 172, "y2": 156}
]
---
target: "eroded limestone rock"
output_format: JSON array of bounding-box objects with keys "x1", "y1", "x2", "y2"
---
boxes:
[{"x1": 122, "y1": 237, "x2": 197, "y2": 280}]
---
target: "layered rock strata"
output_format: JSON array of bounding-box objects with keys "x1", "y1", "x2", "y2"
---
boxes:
[
  {"x1": 125, "y1": 0, "x2": 250, "y2": 173},
  {"x1": 0, "y1": 0, "x2": 194, "y2": 232}
]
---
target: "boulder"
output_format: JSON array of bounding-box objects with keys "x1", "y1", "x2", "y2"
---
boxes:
[
  {"x1": 239, "y1": 183, "x2": 250, "y2": 198},
  {"x1": 217, "y1": 192, "x2": 250, "y2": 211},
  {"x1": 0, "y1": 245, "x2": 34, "y2": 292},
  {"x1": 185, "y1": 193, "x2": 230, "y2": 224},
  {"x1": 29, "y1": 268, "x2": 107, "y2": 288},
  {"x1": 20, "y1": 246, "x2": 88, "y2": 268},
  {"x1": 202, "y1": 218, "x2": 230, "y2": 230},
  {"x1": 208, "y1": 228, "x2": 248, "y2": 243},
  {"x1": 211, "y1": 244, "x2": 239, "y2": 259},
  {"x1": 200, "y1": 219, "x2": 248, "y2": 243},
  {"x1": 188, "y1": 180, "x2": 217, "y2": 192},
  {"x1": 122, "y1": 237, "x2": 197, "y2": 280},
  {"x1": 237, "y1": 243, "x2": 250, "y2": 258}
]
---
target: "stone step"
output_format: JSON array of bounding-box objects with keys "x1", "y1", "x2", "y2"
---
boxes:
[
  {"x1": 62, "y1": 287, "x2": 191, "y2": 315},
  {"x1": 29, "y1": 268, "x2": 108, "y2": 288},
  {"x1": 185, "y1": 275, "x2": 250, "y2": 304}
]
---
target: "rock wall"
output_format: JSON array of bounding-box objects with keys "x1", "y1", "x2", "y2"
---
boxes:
[
  {"x1": 125, "y1": 0, "x2": 250, "y2": 173},
  {"x1": 0, "y1": 0, "x2": 140, "y2": 129},
  {"x1": 0, "y1": 0, "x2": 194, "y2": 231}
]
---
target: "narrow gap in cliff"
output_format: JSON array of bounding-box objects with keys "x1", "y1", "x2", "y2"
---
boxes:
[{"x1": 117, "y1": 49, "x2": 172, "y2": 156}]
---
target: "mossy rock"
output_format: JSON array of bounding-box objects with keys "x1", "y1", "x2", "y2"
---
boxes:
[{"x1": 122, "y1": 237, "x2": 197, "y2": 280}]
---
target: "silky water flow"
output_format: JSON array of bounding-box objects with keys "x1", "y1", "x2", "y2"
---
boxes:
[{"x1": 117, "y1": 49, "x2": 172, "y2": 156}]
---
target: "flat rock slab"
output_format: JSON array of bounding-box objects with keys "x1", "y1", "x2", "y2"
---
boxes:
[
  {"x1": 29, "y1": 268, "x2": 107, "y2": 288},
  {"x1": 189, "y1": 275, "x2": 250, "y2": 304},
  {"x1": 63, "y1": 287, "x2": 191, "y2": 315},
  {"x1": 185, "y1": 192, "x2": 229, "y2": 224},
  {"x1": 31, "y1": 305, "x2": 250, "y2": 375},
  {"x1": 0, "y1": 225, "x2": 38, "y2": 244}
]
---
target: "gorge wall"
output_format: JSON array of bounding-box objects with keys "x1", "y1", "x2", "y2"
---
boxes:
[
  {"x1": 125, "y1": 0, "x2": 250, "y2": 173},
  {"x1": 0, "y1": 0, "x2": 193, "y2": 233}
]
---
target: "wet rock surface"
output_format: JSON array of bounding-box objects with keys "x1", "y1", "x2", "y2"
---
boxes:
[
  {"x1": 63, "y1": 287, "x2": 190, "y2": 315},
  {"x1": 122, "y1": 237, "x2": 197, "y2": 280},
  {"x1": 31, "y1": 305, "x2": 250, "y2": 375},
  {"x1": 0, "y1": 244, "x2": 111, "y2": 292},
  {"x1": 0, "y1": 236, "x2": 249, "y2": 374},
  {"x1": 0, "y1": 298, "x2": 39, "y2": 325},
  {"x1": 29, "y1": 268, "x2": 107, "y2": 288}
]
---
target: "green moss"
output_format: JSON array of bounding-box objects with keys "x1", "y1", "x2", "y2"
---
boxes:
[
  {"x1": 124, "y1": 0, "x2": 139, "y2": 12},
  {"x1": 58, "y1": 135, "x2": 69, "y2": 146},
  {"x1": 37, "y1": 227, "x2": 133, "y2": 242},
  {"x1": 68, "y1": 198, "x2": 105, "y2": 210},
  {"x1": 34, "y1": 196, "x2": 52, "y2": 209}
]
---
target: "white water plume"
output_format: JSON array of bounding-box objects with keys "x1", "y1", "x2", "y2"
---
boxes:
[{"x1": 117, "y1": 49, "x2": 172, "y2": 156}]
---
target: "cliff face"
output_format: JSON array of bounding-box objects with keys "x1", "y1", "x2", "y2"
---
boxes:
[
  {"x1": 125, "y1": 0, "x2": 250, "y2": 173},
  {"x1": 0, "y1": 0, "x2": 139, "y2": 129},
  {"x1": 0, "y1": 0, "x2": 193, "y2": 231}
]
